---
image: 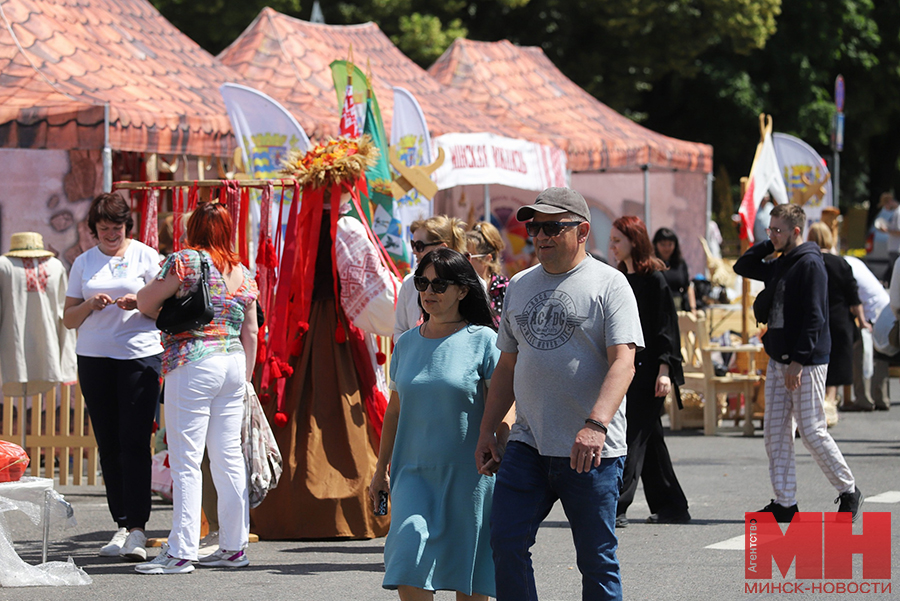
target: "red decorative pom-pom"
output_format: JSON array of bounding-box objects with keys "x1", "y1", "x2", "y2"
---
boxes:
[
  {"x1": 270, "y1": 360, "x2": 283, "y2": 379},
  {"x1": 259, "y1": 392, "x2": 271, "y2": 405},
  {"x1": 335, "y1": 325, "x2": 346, "y2": 343},
  {"x1": 264, "y1": 240, "x2": 278, "y2": 268},
  {"x1": 280, "y1": 362, "x2": 294, "y2": 377},
  {"x1": 296, "y1": 321, "x2": 309, "y2": 334},
  {"x1": 376, "y1": 351, "x2": 386, "y2": 365},
  {"x1": 274, "y1": 411, "x2": 289, "y2": 428}
]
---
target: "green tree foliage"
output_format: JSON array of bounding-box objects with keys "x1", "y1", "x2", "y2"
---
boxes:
[
  {"x1": 150, "y1": 0, "x2": 899, "y2": 218},
  {"x1": 640, "y1": 0, "x2": 885, "y2": 213},
  {"x1": 474, "y1": 0, "x2": 780, "y2": 110}
]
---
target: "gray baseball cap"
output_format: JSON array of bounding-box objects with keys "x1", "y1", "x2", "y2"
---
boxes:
[{"x1": 516, "y1": 187, "x2": 591, "y2": 223}]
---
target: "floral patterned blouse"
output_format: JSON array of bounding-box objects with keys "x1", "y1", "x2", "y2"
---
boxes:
[{"x1": 156, "y1": 249, "x2": 258, "y2": 375}]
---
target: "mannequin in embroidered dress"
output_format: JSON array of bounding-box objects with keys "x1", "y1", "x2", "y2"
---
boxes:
[{"x1": 0, "y1": 232, "x2": 76, "y2": 398}]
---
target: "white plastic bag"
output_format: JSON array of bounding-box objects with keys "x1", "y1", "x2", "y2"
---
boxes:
[{"x1": 0, "y1": 478, "x2": 90, "y2": 587}]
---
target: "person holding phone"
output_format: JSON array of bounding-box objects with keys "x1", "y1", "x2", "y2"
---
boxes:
[
  {"x1": 63, "y1": 193, "x2": 163, "y2": 563},
  {"x1": 370, "y1": 248, "x2": 503, "y2": 601}
]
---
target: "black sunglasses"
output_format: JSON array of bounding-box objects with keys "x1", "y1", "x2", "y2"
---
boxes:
[
  {"x1": 414, "y1": 276, "x2": 454, "y2": 294},
  {"x1": 525, "y1": 221, "x2": 582, "y2": 237},
  {"x1": 410, "y1": 240, "x2": 442, "y2": 253}
]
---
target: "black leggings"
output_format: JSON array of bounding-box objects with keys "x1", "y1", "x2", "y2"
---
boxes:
[{"x1": 78, "y1": 354, "x2": 161, "y2": 530}]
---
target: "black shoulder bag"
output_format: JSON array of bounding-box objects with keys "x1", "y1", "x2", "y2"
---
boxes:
[{"x1": 156, "y1": 254, "x2": 215, "y2": 335}]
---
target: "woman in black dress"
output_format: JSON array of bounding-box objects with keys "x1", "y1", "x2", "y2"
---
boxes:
[
  {"x1": 653, "y1": 228, "x2": 696, "y2": 313},
  {"x1": 609, "y1": 216, "x2": 690, "y2": 527},
  {"x1": 807, "y1": 223, "x2": 864, "y2": 427}
]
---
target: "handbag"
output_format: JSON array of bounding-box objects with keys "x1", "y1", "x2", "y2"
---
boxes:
[
  {"x1": 242, "y1": 382, "x2": 283, "y2": 508},
  {"x1": 156, "y1": 252, "x2": 215, "y2": 335}
]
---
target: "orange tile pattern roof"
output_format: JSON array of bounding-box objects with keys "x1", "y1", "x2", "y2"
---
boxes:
[
  {"x1": 429, "y1": 39, "x2": 713, "y2": 173},
  {"x1": 0, "y1": 0, "x2": 239, "y2": 155},
  {"x1": 217, "y1": 9, "x2": 549, "y2": 144}
]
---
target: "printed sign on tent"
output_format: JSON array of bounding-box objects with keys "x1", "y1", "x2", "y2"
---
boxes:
[{"x1": 432, "y1": 133, "x2": 567, "y2": 192}]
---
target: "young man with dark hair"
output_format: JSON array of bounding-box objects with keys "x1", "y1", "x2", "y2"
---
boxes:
[{"x1": 734, "y1": 203, "x2": 862, "y2": 523}]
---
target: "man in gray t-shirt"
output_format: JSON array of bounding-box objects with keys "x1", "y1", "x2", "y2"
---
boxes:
[{"x1": 475, "y1": 187, "x2": 643, "y2": 601}]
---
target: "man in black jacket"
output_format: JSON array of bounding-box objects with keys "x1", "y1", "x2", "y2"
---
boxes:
[{"x1": 734, "y1": 203, "x2": 863, "y2": 523}]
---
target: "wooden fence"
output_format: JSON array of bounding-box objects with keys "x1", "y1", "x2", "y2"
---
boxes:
[
  {"x1": 1, "y1": 383, "x2": 99, "y2": 485},
  {"x1": 1, "y1": 336, "x2": 393, "y2": 487}
]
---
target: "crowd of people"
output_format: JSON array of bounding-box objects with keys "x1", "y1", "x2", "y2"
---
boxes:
[{"x1": 57, "y1": 184, "x2": 892, "y2": 599}]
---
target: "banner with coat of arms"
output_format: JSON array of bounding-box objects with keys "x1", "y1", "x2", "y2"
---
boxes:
[
  {"x1": 391, "y1": 86, "x2": 434, "y2": 261},
  {"x1": 772, "y1": 133, "x2": 832, "y2": 226},
  {"x1": 220, "y1": 83, "x2": 311, "y2": 259}
]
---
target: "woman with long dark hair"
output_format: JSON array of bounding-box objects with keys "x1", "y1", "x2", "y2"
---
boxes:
[
  {"x1": 609, "y1": 216, "x2": 690, "y2": 527},
  {"x1": 653, "y1": 227, "x2": 696, "y2": 313},
  {"x1": 394, "y1": 215, "x2": 468, "y2": 340},
  {"x1": 370, "y1": 248, "x2": 502, "y2": 600},
  {"x1": 136, "y1": 201, "x2": 258, "y2": 574}
]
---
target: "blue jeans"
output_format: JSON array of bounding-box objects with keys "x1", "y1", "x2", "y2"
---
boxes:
[{"x1": 491, "y1": 441, "x2": 624, "y2": 601}]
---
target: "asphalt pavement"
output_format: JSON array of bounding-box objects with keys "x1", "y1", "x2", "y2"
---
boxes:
[{"x1": 2, "y1": 397, "x2": 899, "y2": 601}]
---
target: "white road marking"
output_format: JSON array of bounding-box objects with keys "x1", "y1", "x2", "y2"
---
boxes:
[
  {"x1": 705, "y1": 535, "x2": 744, "y2": 550},
  {"x1": 865, "y1": 490, "x2": 900, "y2": 503}
]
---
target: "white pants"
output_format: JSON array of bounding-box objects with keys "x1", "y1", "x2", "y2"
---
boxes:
[
  {"x1": 164, "y1": 352, "x2": 249, "y2": 560},
  {"x1": 764, "y1": 360, "x2": 855, "y2": 507}
]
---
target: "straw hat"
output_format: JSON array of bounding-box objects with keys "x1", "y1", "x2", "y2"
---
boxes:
[{"x1": 5, "y1": 232, "x2": 54, "y2": 258}]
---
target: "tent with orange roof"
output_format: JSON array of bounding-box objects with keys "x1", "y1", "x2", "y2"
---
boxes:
[
  {"x1": 429, "y1": 38, "x2": 714, "y2": 273},
  {"x1": 217, "y1": 8, "x2": 548, "y2": 145},
  {"x1": 0, "y1": 0, "x2": 238, "y2": 156},
  {"x1": 0, "y1": 0, "x2": 245, "y2": 262}
]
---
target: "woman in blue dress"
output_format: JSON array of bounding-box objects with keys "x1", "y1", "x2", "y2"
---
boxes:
[{"x1": 370, "y1": 248, "x2": 502, "y2": 601}]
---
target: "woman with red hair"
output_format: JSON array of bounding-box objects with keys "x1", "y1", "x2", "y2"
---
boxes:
[
  {"x1": 608, "y1": 216, "x2": 690, "y2": 527},
  {"x1": 137, "y1": 201, "x2": 258, "y2": 574}
]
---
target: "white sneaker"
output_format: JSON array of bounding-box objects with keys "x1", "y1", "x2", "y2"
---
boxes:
[
  {"x1": 198, "y1": 531, "x2": 219, "y2": 556},
  {"x1": 135, "y1": 544, "x2": 195, "y2": 574},
  {"x1": 99, "y1": 527, "x2": 128, "y2": 557},
  {"x1": 198, "y1": 548, "x2": 249, "y2": 568},
  {"x1": 119, "y1": 529, "x2": 148, "y2": 561}
]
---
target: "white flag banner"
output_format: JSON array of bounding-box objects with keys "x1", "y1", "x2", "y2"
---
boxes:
[
  {"x1": 220, "y1": 83, "x2": 311, "y2": 264},
  {"x1": 773, "y1": 133, "x2": 832, "y2": 226},
  {"x1": 738, "y1": 129, "x2": 788, "y2": 244},
  {"x1": 432, "y1": 132, "x2": 567, "y2": 192},
  {"x1": 391, "y1": 87, "x2": 434, "y2": 255}
]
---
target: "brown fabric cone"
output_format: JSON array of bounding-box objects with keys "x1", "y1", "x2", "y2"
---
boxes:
[{"x1": 251, "y1": 299, "x2": 390, "y2": 539}]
